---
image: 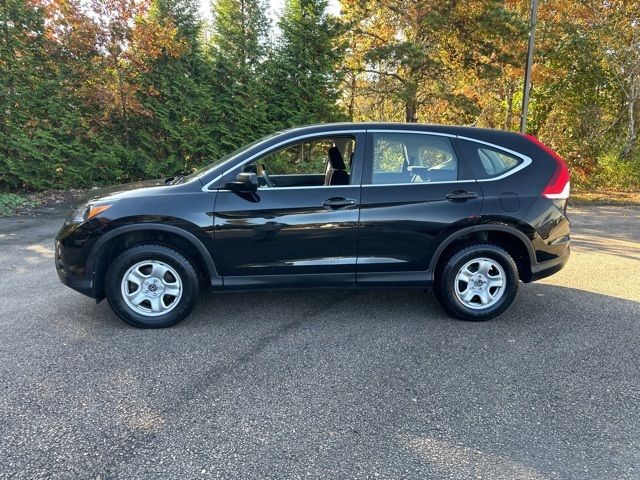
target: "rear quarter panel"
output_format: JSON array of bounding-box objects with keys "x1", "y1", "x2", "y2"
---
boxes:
[{"x1": 456, "y1": 128, "x2": 569, "y2": 263}]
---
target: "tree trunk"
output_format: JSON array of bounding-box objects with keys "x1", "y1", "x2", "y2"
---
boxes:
[
  {"x1": 348, "y1": 71, "x2": 356, "y2": 120},
  {"x1": 404, "y1": 82, "x2": 418, "y2": 123},
  {"x1": 622, "y1": 78, "x2": 637, "y2": 158},
  {"x1": 115, "y1": 60, "x2": 130, "y2": 146},
  {"x1": 405, "y1": 101, "x2": 417, "y2": 123},
  {"x1": 504, "y1": 81, "x2": 514, "y2": 130}
]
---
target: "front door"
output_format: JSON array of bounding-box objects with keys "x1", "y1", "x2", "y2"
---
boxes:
[
  {"x1": 357, "y1": 130, "x2": 482, "y2": 285},
  {"x1": 214, "y1": 133, "x2": 364, "y2": 288}
]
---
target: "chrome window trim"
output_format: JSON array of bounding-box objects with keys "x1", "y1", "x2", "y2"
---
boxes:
[
  {"x1": 363, "y1": 180, "x2": 476, "y2": 187},
  {"x1": 200, "y1": 129, "x2": 364, "y2": 192},
  {"x1": 456, "y1": 135, "x2": 532, "y2": 182},
  {"x1": 217, "y1": 184, "x2": 357, "y2": 192},
  {"x1": 201, "y1": 128, "x2": 533, "y2": 192}
]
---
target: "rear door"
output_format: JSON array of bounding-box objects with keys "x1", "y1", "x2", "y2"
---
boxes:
[{"x1": 356, "y1": 130, "x2": 483, "y2": 285}]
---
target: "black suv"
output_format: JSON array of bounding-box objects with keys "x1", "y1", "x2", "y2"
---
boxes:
[{"x1": 55, "y1": 123, "x2": 570, "y2": 328}]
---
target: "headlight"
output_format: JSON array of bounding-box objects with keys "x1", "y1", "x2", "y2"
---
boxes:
[
  {"x1": 67, "y1": 203, "x2": 113, "y2": 224},
  {"x1": 86, "y1": 204, "x2": 112, "y2": 220}
]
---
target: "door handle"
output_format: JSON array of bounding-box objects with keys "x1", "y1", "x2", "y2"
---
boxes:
[
  {"x1": 323, "y1": 197, "x2": 358, "y2": 209},
  {"x1": 446, "y1": 190, "x2": 479, "y2": 201}
]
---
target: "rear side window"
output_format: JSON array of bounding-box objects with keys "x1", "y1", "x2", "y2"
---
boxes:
[
  {"x1": 373, "y1": 138, "x2": 406, "y2": 174},
  {"x1": 461, "y1": 140, "x2": 522, "y2": 179},
  {"x1": 369, "y1": 133, "x2": 458, "y2": 185}
]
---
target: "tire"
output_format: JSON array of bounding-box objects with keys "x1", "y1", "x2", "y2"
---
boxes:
[
  {"x1": 435, "y1": 243, "x2": 518, "y2": 321},
  {"x1": 105, "y1": 244, "x2": 199, "y2": 328}
]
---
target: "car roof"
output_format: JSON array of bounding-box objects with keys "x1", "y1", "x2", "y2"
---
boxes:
[{"x1": 280, "y1": 121, "x2": 505, "y2": 134}]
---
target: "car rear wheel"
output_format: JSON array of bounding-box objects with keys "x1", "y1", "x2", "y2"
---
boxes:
[
  {"x1": 105, "y1": 244, "x2": 199, "y2": 328},
  {"x1": 435, "y1": 243, "x2": 518, "y2": 321}
]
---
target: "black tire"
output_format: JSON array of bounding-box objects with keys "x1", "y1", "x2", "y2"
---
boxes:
[
  {"x1": 435, "y1": 243, "x2": 518, "y2": 321},
  {"x1": 105, "y1": 244, "x2": 199, "y2": 328}
]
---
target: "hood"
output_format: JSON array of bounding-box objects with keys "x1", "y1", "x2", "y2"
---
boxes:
[{"x1": 81, "y1": 178, "x2": 170, "y2": 204}]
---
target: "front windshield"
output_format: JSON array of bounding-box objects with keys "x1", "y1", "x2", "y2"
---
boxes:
[{"x1": 185, "y1": 131, "x2": 283, "y2": 181}]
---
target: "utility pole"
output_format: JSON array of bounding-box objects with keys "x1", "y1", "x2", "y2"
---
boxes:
[{"x1": 520, "y1": 0, "x2": 538, "y2": 133}]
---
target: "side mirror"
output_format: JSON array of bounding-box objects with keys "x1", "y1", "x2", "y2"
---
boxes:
[{"x1": 225, "y1": 172, "x2": 258, "y2": 192}]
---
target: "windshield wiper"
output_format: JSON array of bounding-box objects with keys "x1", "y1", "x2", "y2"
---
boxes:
[{"x1": 165, "y1": 175, "x2": 184, "y2": 185}]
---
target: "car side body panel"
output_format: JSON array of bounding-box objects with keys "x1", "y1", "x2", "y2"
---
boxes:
[{"x1": 55, "y1": 186, "x2": 220, "y2": 298}]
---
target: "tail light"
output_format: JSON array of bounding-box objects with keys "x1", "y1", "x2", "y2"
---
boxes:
[{"x1": 521, "y1": 134, "x2": 570, "y2": 200}]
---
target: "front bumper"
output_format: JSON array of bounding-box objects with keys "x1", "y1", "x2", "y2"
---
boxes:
[
  {"x1": 56, "y1": 267, "x2": 95, "y2": 297},
  {"x1": 530, "y1": 244, "x2": 570, "y2": 282},
  {"x1": 55, "y1": 239, "x2": 96, "y2": 298}
]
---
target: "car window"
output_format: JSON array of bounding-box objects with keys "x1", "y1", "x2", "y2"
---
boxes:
[
  {"x1": 373, "y1": 139, "x2": 406, "y2": 173},
  {"x1": 369, "y1": 133, "x2": 458, "y2": 184},
  {"x1": 460, "y1": 140, "x2": 522, "y2": 179},
  {"x1": 257, "y1": 138, "x2": 353, "y2": 176},
  {"x1": 478, "y1": 148, "x2": 520, "y2": 176},
  {"x1": 235, "y1": 136, "x2": 356, "y2": 188}
]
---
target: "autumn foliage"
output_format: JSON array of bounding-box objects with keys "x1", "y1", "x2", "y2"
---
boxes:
[{"x1": 0, "y1": 0, "x2": 639, "y2": 191}]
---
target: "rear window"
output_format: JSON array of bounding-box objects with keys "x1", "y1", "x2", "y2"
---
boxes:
[
  {"x1": 461, "y1": 140, "x2": 523, "y2": 179},
  {"x1": 369, "y1": 133, "x2": 458, "y2": 185}
]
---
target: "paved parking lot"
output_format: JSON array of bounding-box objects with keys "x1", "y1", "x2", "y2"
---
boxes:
[{"x1": 1, "y1": 205, "x2": 639, "y2": 479}]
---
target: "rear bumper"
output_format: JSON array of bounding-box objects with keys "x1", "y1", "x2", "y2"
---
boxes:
[{"x1": 530, "y1": 245, "x2": 570, "y2": 282}]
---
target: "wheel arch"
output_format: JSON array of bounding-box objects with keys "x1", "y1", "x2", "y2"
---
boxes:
[
  {"x1": 87, "y1": 223, "x2": 222, "y2": 300},
  {"x1": 430, "y1": 224, "x2": 536, "y2": 283}
]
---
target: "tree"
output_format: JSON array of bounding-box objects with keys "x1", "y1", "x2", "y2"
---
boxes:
[
  {"x1": 133, "y1": 0, "x2": 220, "y2": 177},
  {"x1": 209, "y1": 0, "x2": 271, "y2": 152},
  {"x1": 0, "y1": 0, "x2": 119, "y2": 189},
  {"x1": 340, "y1": 0, "x2": 526, "y2": 124},
  {"x1": 1, "y1": 0, "x2": 639, "y2": 192},
  {"x1": 0, "y1": 0, "x2": 50, "y2": 188},
  {"x1": 595, "y1": 1, "x2": 640, "y2": 158},
  {"x1": 266, "y1": 0, "x2": 345, "y2": 128}
]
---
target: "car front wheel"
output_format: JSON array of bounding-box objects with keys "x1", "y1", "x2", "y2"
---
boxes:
[
  {"x1": 435, "y1": 243, "x2": 519, "y2": 321},
  {"x1": 105, "y1": 244, "x2": 199, "y2": 328}
]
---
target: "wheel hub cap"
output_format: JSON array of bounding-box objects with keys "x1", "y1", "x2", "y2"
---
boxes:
[
  {"x1": 121, "y1": 260, "x2": 183, "y2": 317},
  {"x1": 454, "y1": 257, "x2": 506, "y2": 310}
]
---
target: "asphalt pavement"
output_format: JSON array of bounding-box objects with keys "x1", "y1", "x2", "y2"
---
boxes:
[{"x1": 0, "y1": 205, "x2": 638, "y2": 479}]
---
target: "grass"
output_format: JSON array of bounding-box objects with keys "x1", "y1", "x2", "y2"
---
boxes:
[
  {"x1": 570, "y1": 189, "x2": 640, "y2": 206},
  {"x1": 0, "y1": 193, "x2": 41, "y2": 217}
]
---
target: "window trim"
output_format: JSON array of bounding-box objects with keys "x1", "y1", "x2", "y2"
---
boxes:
[
  {"x1": 217, "y1": 184, "x2": 357, "y2": 193},
  {"x1": 201, "y1": 129, "x2": 533, "y2": 191},
  {"x1": 362, "y1": 179, "x2": 476, "y2": 187}
]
